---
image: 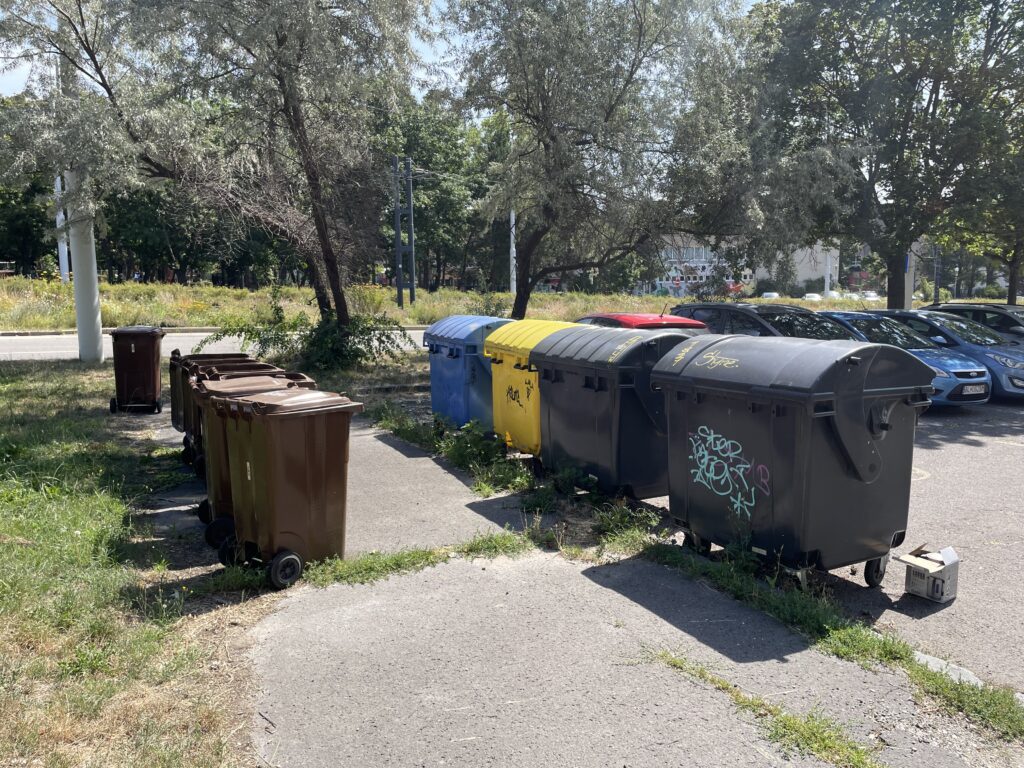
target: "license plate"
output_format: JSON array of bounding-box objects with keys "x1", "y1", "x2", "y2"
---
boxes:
[{"x1": 962, "y1": 384, "x2": 987, "y2": 395}]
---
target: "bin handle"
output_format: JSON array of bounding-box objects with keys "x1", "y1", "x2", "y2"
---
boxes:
[{"x1": 829, "y1": 351, "x2": 883, "y2": 484}]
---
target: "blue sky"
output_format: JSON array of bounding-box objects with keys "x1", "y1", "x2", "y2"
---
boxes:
[{"x1": 1, "y1": 60, "x2": 32, "y2": 96}]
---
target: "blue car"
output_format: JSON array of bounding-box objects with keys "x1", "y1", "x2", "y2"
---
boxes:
[
  {"x1": 821, "y1": 311, "x2": 991, "y2": 406},
  {"x1": 875, "y1": 309, "x2": 1024, "y2": 399}
]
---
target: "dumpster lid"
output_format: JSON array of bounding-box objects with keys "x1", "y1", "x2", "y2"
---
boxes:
[
  {"x1": 111, "y1": 325, "x2": 165, "y2": 337},
  {"x1": 228, "y1": 389, "x2": 364, "y2": 416},
  {"x1": 530, "y1": 326, "x2": 695, "y2": 369},
  {"x1": 483, "y1": 320, "x2": 587, "y2": 357},
  {"x1": 191, "y1": 361, "x2": 282, "y2": 377},
  {"x1": 193, "y1": 375, "x2": 311, "y2": 401},
  {"x1": 424, "y1": 315, "x2": 513, "y2": 346},
  {"x1": 650, "y1": 335, "x2": 935, "y2": 396}
]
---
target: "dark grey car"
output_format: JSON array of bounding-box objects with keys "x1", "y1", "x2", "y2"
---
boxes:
[
  {"x1": 670, "y1": 302, "x2": 856, "y2": 340},
  {"x1": 926, "y1": 303, "x2": 1024, "y2": 344}
]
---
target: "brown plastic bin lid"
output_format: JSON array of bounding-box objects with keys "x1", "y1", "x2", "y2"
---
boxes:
[
  {"x1": 228, "y1": 389, "x2": 364, "y2": 417},
  {"x1": 111, "y1": 325, "x2": 166, "y2": 337},
  {"x1": 193, "y1": 375, "x2": 313, "y2": 403},
  {"x1": 191, "y1": 361, "x2": 282, "y2": 376}
]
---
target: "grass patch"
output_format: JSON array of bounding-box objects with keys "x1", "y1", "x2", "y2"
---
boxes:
[
  {"x1": 658, "y1": 651, "x2": 882, "y2": 768},
  {"x1": 304, "y1": 548, "x2": 448, "y2": 587},
  {"x1": 643, "y1": 542, "x2": 1024, "y2": 742},
  {"x1": 367, "y1": 402, "x2": 534, "y2": 497},
  {"x1": 0, "y1": 360, "x2": 236, "y2": 764},
  {"x1": 305, "y1": 529, "x2": 534, "y2": 587},
  {"x1": 454, "y1": 530, "x2": 534, "y2": 559}
]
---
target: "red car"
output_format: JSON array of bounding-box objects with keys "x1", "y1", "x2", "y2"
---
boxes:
[{"x1": 575, "y1": 312, "x2": 707, "y2": 331}]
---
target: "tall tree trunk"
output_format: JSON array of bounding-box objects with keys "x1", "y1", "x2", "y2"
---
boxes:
[
  {"x1": 510, "y1": 217, "x2": 554, "y2": 319},
  {"x1": 307, "y1": 262, "x2": 332, "y2": 315},
  {"x1": 885, "y1": 249, "x2": 907, "y2": 309},
  {"x1": 276, "y1": 61, "x2": 350, "y2": 326},
  {"x1": 1009, "y1": 235, "x2": 1022, "y2": 306}
]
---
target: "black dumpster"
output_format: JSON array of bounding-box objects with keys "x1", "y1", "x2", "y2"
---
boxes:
[
  {"x1": 650, "y1": 334, "x2": 933, "y2": 586},
  {"x1": 530, "y1": 326, "x2": 697, "y2": 498}
]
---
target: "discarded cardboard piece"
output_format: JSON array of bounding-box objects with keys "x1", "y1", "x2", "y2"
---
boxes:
[{"x1": 897, "y1": 544, "x2": 959, "y2": 603}]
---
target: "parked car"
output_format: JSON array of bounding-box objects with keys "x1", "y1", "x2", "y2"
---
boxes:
[
  {"x1": 824, "y1": 291, "x2": 843, "y2": 299},
  {"x1": 671, "y1": 302, "x2": 856, "y2": 340},
  {"x1": 821, "y1": 311, "x2": 991, "y2": 406},
  {"x1": 876, "y1": 309, "x2": 1024, "y2": 399},
  {"x1": 761, "y1": 291, "x2": 781, "y2": 299},
  {"x1": 803, "y1": 293, "x2": 823, "y2": 302},
  {"x1": 574, "y1": 312, "x2": 707, "y2": 331},
  {"x1": 924, "y1": 302, "x2": 1024, "y2": 344},
  {"x1": 842, "y1": 292, "x2": 861, "y2": 300},
  {"x1": 861, "y1": 291, "x2": 882, "y2": 301}
]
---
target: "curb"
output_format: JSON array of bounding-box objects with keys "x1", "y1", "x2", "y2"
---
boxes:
[{"x1": 0, "y1": 326, "x2": 429, "y2": 337}]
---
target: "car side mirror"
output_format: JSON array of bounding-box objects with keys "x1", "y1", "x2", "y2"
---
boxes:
[
  {"x1": 1007, "y1": 326, "x2": 1024, "y2": 336},
  {"x1": 930, "y1": 336, "x2": 949, "y2": 346}
]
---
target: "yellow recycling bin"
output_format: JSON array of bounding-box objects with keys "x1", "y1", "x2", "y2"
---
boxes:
[{"x1": 484, "y1": 320, "x2": 586, "y2": 455}]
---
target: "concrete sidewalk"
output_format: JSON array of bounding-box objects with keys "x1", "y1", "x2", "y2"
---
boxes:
[{"x1": 252, "y1": 554, "x2": 1019, "y2": 768}]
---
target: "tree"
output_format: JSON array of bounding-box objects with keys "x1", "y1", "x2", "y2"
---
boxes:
[
  {"x1": 0, "y1": 174, "x2": 49, "y2": 275},
  {"x1": 452, "y1": 0, "x2": 702, "y2": 318},
  {"x1": 0, "y1": 0, "x2": 420, "y2": 328},
  {"x1": 761, "y1": 0, "x2": 1024, "y2": 308},
  {"x1": 662, "y1": 6, "x2": 855, "y2": 282}
]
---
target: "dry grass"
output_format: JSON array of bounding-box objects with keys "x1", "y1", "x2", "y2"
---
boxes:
[
  {"x1": 0, "y1": 361, "x2": 284, "y2": 767},
  {"x1": 0, "y1": 277, "x2": 967, "y2": 331}
]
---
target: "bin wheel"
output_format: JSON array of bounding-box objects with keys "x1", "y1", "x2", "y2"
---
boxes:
[
  {"x1": 268, "y1": 550, "x2": 304, "y2": 590},
  {"x1": 864, "y1": 557, "x2": 887, "y2": 588},
  {"x1": 684, "y1": 532, "x2": 711, "y2": 556},
  {"x1": 218, "y1": 535, "x2": 245, "y2": 568},
  {"x1": 109, "y1": 398, "x2": 118, "y2": 414},
  {"x1": 153, "y1": 401, "x2": 162, "y2": 414},
  {"x1": 204, "y1": 516, "x2": 235, "y2": 550},
  {"x1": 195, "y1": 498, "x2": 212, "y2": 524}
]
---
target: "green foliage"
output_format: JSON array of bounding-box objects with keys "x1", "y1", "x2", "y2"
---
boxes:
[
  {"x1": 919, "y1": 278, "x2": 952, "y2": 303},
  {"x1": 304, "y1": 548, "x2": 448, "y2": 587},
  {"x1": 300, "y1": 314, "x2": 412, "y2": 371},
  {"x1": 453, "y1": 530, "x2": 533, "y2": 559},
  {"x1": 592, "y1": 501, "x2": 660, "y2": 537},
  {"x1": 979, "y1": 283, "x2": 1008, "y2": 300}
]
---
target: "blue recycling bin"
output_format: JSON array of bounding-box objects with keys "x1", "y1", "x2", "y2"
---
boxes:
[{"x1": 424, "y1": 315, "x2": 514, "y2": 430}]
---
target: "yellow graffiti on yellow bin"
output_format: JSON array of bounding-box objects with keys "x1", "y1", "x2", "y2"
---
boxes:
[
  {"x1": 672, "y1": 342, "x2": 698, "y2": 366},
  {"x1": 695, "y1": 350, "x2": 740, "y2": 370},
  {"x1": 607, "y1": 335, "x2": 643, "y2": 363}
]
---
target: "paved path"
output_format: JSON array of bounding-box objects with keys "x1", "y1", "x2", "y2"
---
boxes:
[
  {"x1": 827, "y1": 399, "x2": 1024, "y2": 691},
  {"x1": 252, "y1": 554, "x2": 1019, "y2": 768}
]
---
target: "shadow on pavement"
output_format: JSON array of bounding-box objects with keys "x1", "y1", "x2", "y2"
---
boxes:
[
  {"x1": 915, "y1": 399, "x2": 1024, "y2": 449},
  {"x1": 818, "y1": 569, "x2": 954, "y2": 623},
  {"x1": 580, "y1": 554, "x2": 810, "y2": 664}
]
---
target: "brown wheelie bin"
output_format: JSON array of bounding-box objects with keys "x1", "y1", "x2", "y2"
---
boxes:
[
  {"x1": 218, "y1": 389, "x2": 364, "y2": 588},
  {"x1": 110, "y1": 326, "x2": 166, "y2": 414},
  {"x1": 170, "y1": 350, "x2": 252, "y2": 433},
  {"x1": 190, "y1": 374, "x2": 318, "y2": 550},
  {"x1": 182, "y1": 361, "x2": 282, "y2": 465}
]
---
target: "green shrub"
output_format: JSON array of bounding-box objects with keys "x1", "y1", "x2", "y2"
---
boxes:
[{"x1": 592, "y1": 501, "x2": 660, "y2": 536}]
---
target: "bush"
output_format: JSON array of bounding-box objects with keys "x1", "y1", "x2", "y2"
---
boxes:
[
  {"x1": 979, "y1": 284, "x2": 1008, "y2": 300},
  {"x1": 592, "y1": 501, "x2": 660, "y2": 536},
  {"x1": 300, "y1": 314, "x2": 411, "y2": 371}
]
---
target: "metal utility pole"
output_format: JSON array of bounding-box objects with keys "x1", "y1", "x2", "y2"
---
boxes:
[
  {"x1": 54, "y1": 175, "x2": 69, "y2": 283},
  {"x1": 933, "y1": 243, "x2": 941, "y2": 300},
  {"x1": 57, "y1": 40, "x2": 102, "y2": 363},
  {"x1": 391, "y1": 156, "x2": 415, "y2": 307},
  {"x1": 509, "y1": 209, "x2": 517, "y2": 294},
  {"x1": 824, "y1": 248, "x2": 832, "y2": 296}
]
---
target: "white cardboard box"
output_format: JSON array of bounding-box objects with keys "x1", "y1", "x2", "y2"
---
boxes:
[{"x1": 897, "y1": 545, "x2": 959, "y2": 603}]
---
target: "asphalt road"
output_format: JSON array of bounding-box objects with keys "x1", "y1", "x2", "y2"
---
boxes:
[{"x1": 0, "y1": 330, "x2": 427, "y2": 360}]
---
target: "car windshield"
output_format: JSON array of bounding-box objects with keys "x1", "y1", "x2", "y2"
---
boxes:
[
  {"x1": 928, "y1": 313, "x2": 1005, "y2": 345},
  {"x1": 847, "y1": 316, "x2": 936, "y2": 349},
  {"x1": 757, "y1": 311, "x2": 854, "y2": 340}
]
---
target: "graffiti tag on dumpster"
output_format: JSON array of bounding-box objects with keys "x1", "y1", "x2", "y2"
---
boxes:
[
  {"x1": 694, "y1": 350, "x2": 740, "y2": 370},
  {"x1": 506, "y1": 385, "x2": 524, "y2": 409},
  {"x1": 688, "y1": 425, "x2": 770, "y2": 519}
]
